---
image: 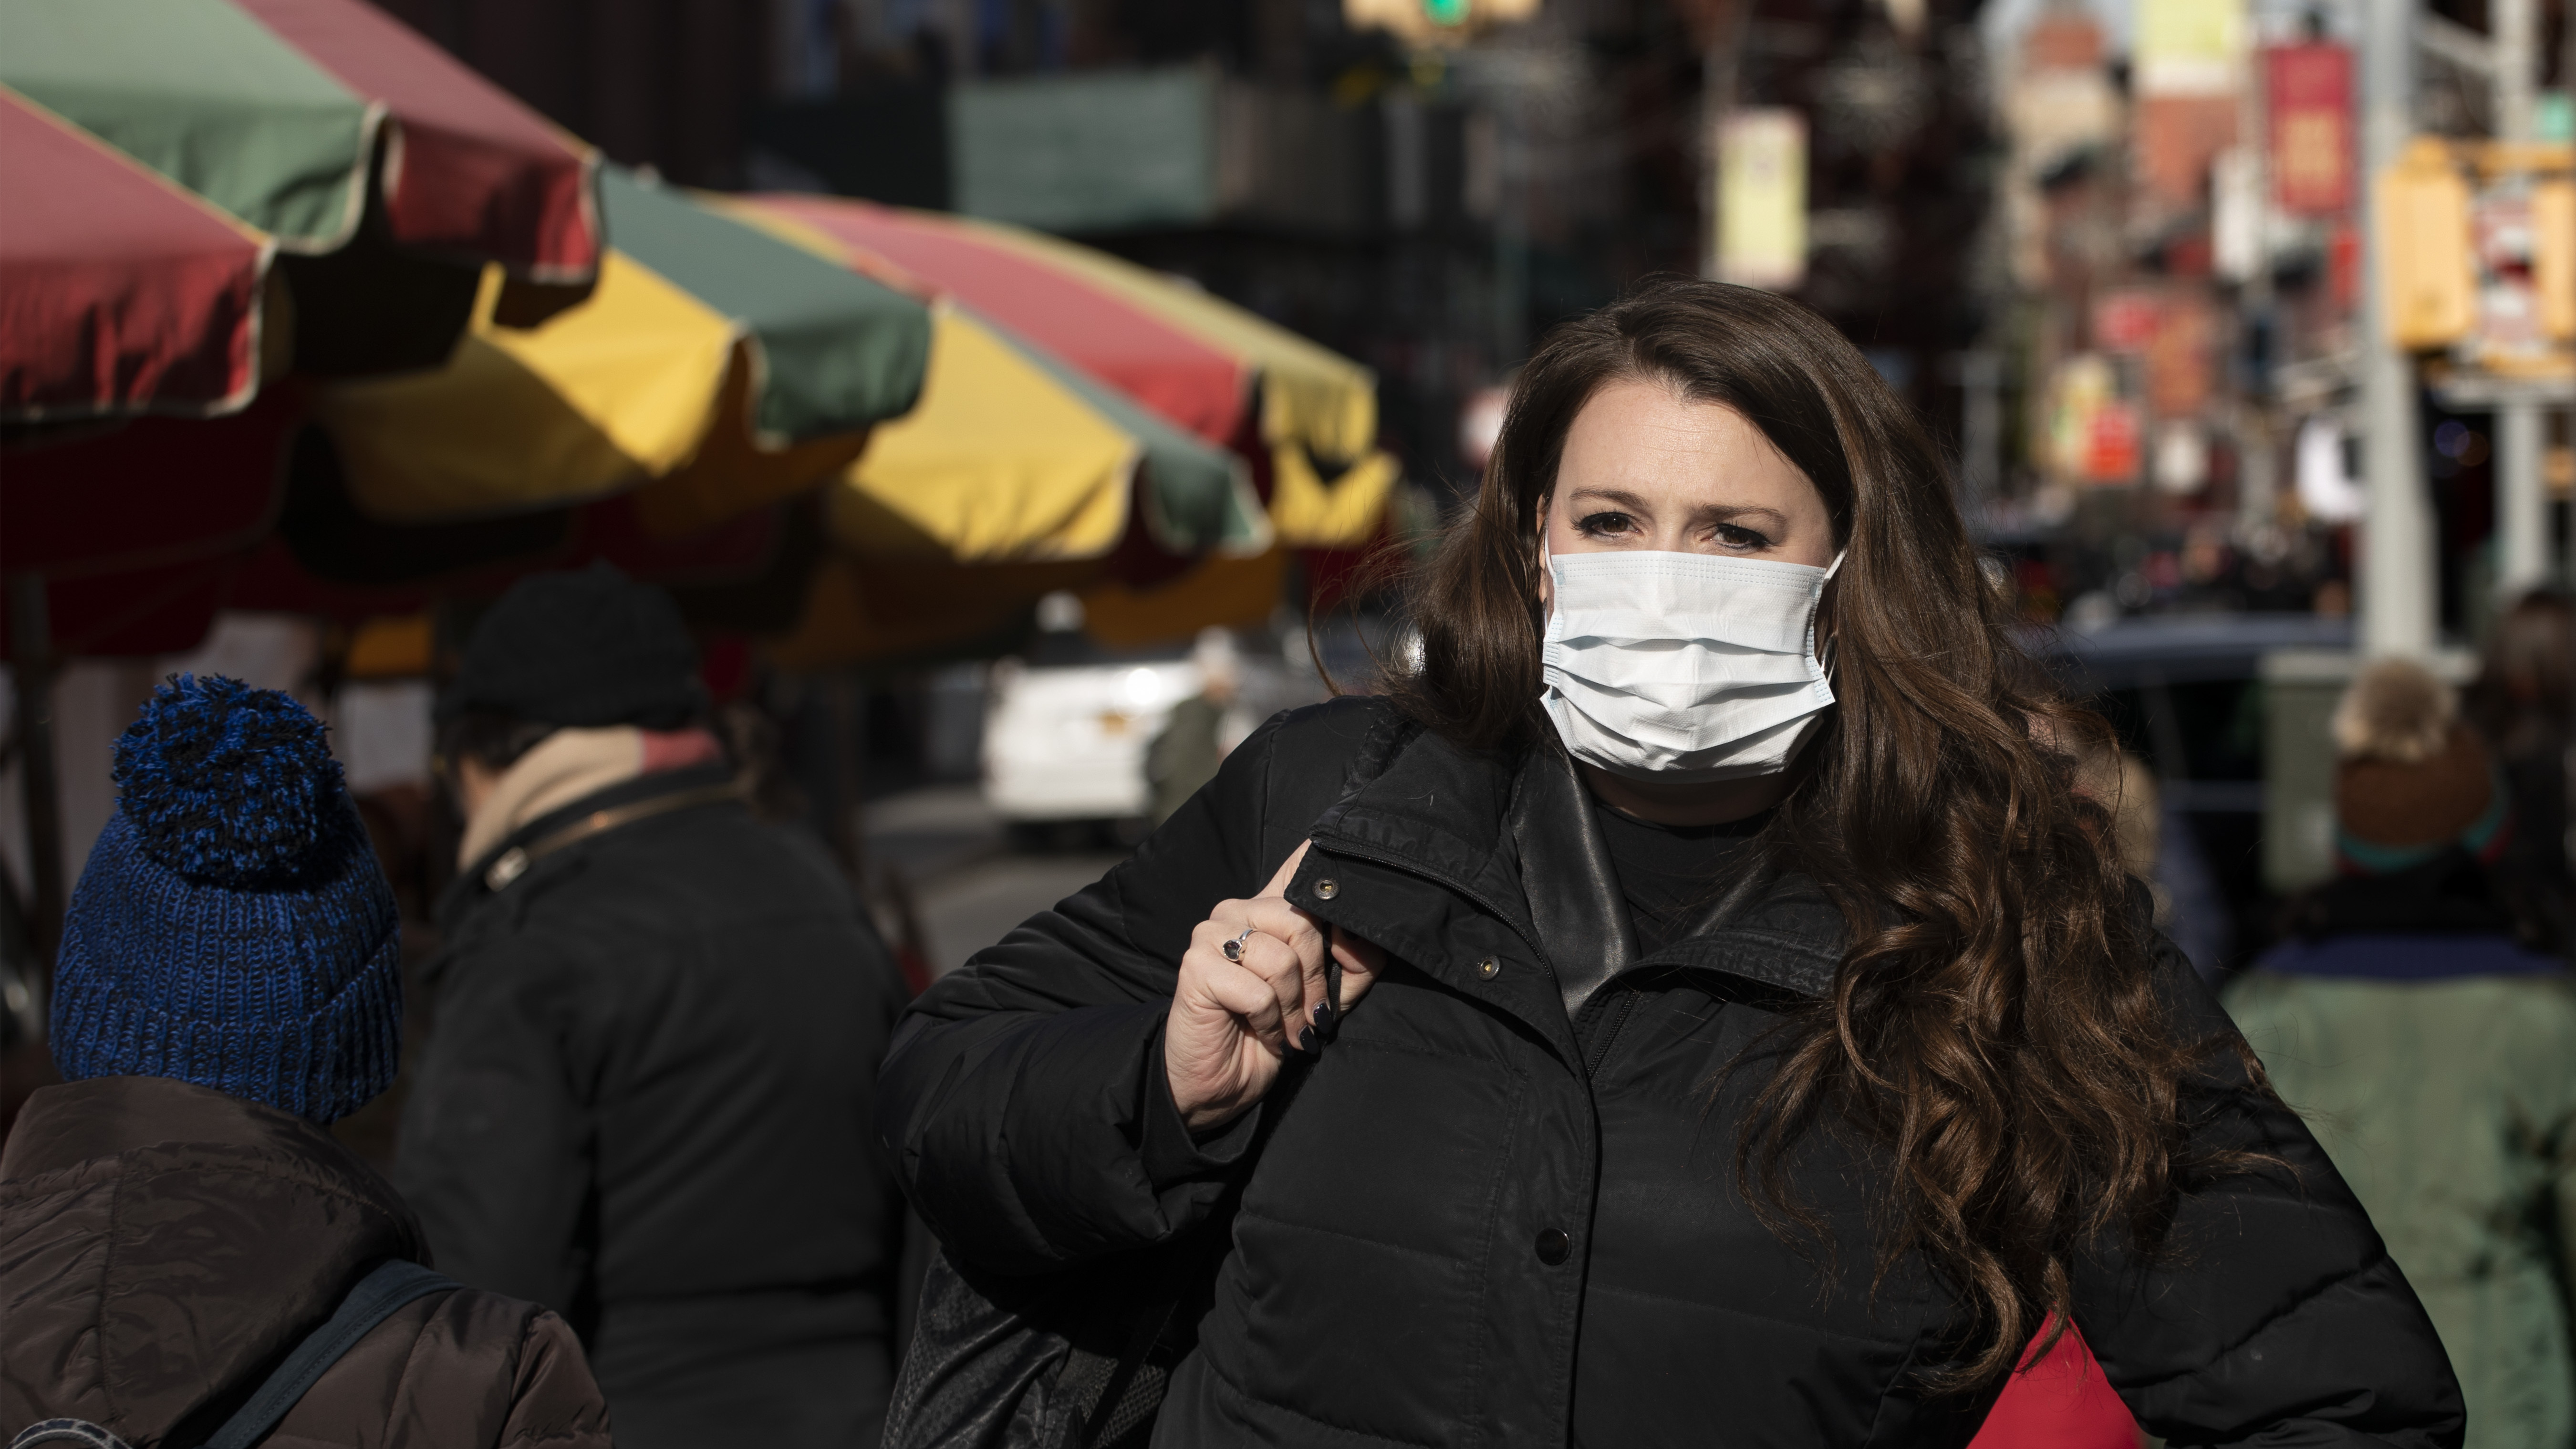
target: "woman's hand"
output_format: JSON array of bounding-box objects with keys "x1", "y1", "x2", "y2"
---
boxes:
[{"x1": 1166, "y1": 841, "x2": 1386, "y2": 1134}]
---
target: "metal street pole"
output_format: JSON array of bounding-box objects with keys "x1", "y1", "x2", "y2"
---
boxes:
[
  {"x1": 7, "y1": 575, "x2": 65, "y2": 976},
  {"x1": 2358, "y1": 0, "x2": 2439, "y2": 656},
  {"x1": 2492, "y1": 0, "x2": 2548, "y2": 597}
]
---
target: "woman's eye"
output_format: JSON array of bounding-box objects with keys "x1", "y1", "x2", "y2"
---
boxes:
[
  {"x1": 1576, "y1": 512, "x2": 1633, "y2": 537},
  {"x1": 1713, "y1": 523, "x2": 1773, "y2": 551}
]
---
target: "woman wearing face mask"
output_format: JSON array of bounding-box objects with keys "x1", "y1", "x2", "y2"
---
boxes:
[{"x1": 879, "y1": 282, "x2": 2461, "y2": 1445}]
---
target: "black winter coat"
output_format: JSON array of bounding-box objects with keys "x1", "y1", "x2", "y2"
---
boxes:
[
  {"x1": 398, "y1": 765, "x2": 914, "y2": 1449},
  {"x1": 881, "y1": 699, "x2": 2464, "y2": 1448}
]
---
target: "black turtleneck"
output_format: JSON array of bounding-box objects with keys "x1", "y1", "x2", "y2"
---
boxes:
[{"x1": 1589, "y1": 800, "x2": 1769, "y2": 957}]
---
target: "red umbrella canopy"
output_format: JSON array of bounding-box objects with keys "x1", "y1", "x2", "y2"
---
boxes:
[
  {"x1": 221, "y1": 0, "x2": 597, "y2": 274},
  {"x1": 0, "y1": 92, "x2": 273, "y2": 417},
  {"x1": 0, "y1": 0, "x2": 602, "y2": 421},
  {"x1": 744, "y1": 194, "x2": 1249, "y2": 446},
  {"x1": 729, "y1": 192, "x2": 1399, "y2": 552}
]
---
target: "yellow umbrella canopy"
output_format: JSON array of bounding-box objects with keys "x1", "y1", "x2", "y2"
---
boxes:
[
  {"x1": 827, "y1": 300, "x2": 1267, "y2": 566},
  {"x1": 724, "y1": 211, "x2": 1276, "y2": 667},
  {"x1": 727, "y1": 193, "x2": 1401, "y2": 550},
  {"x1": 760, "y1": 300, "x2": 1274, "y2": 668},
  {"x1": 310, "y1": 167, "x2": 931, "y2": 534}
]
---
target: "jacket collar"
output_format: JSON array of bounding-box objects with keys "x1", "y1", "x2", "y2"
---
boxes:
[
  {"x1": 438, "y1": 761, "x2": 737, "y2": 929},
  {"x1": 1510, "y1": 742, "x2": 1637, "y2": 1015},
  {"x1": 0, "y1": 1075, "x2": 411, "y2": 1192},
  {"x1": 2257, "y1": 931, "x2": 2567, "y2": 981},
  {"x1": 1298, "y1": 718, "x2": 1845, "y2": 1028}
]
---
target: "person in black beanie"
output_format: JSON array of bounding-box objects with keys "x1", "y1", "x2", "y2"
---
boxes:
[{"x1": 395, "y1": 563, "x2": 914, "y2": 1449}]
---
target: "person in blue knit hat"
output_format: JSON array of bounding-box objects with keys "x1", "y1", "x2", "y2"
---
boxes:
[
  {"x1": 48, "y1": 673, "x2": 404, "y2": 1116},
  {"x1": 1, "y1": 674, "x2": 614, "y2": 1448}
]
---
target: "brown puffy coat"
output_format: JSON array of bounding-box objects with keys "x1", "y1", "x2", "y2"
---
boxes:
[{"x1": 0, "y1": 1075, "x2": 613, "y2": 1448}]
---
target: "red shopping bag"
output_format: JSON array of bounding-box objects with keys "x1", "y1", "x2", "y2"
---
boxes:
[{"x1": 1968, "y1": 1321, "x2": 2141, "y2": 1449}]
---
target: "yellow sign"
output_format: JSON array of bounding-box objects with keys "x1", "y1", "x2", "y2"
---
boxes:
[
  {"x1": 2374, "y1": 139, "x2": 2475, "y2": 349},
  {"x1": 2537, "y1": 180, "x2": 2575, "y2": 341},
  {"x1": 2137, "y1": 0, "x2": 2246, "y2": 95},
  {"x1": 1716, "y1": 110, "x2": 1807, "y2": 291}
]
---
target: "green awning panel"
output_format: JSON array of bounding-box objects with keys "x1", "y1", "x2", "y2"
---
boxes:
[
  {"x1": 0, "y1": 0, "x2": 374, "y2": 250},
  {"x1": 603, "y1": 168, "x2": 931, "y2": 445}
]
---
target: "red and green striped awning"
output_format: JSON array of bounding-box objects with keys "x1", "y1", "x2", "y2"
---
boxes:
[
  {"x1": 726, "y1": 193, "x2": 1401, "y2": 548},
  {"x1": 1, "y1": 91, "x2": 274, "y2": 417},
  {"x1": 0, "y1": 0, "x2": 601, "y2": 421}
]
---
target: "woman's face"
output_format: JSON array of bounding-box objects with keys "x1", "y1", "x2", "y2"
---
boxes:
[{"x1": 1537, "y1": 376, "x2": 1835, "y2": 600}]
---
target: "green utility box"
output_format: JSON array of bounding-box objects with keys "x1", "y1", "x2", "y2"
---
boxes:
[{"x1": 2260, "y1": 648, "x2": 2477, "y2": 893}]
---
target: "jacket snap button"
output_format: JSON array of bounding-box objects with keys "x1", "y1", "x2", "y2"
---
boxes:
[
  {"x1": 1476, "y1": 958, "x2": 1500, "y2": 980},
  {"x1": 1535, "y1": 1228, "x2": 1570, "y2": 1265},
  {"x1": 1314, "y1": 878, "x2": 1338, "y2": 899}
]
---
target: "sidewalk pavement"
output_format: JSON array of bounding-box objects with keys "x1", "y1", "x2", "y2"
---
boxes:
[
  {"x1": 858, "y1": 785, "x2": 1127, "y2": 980},
  {"x1": 860, "y1": 784, "x2": 1008, "y2": 885}
]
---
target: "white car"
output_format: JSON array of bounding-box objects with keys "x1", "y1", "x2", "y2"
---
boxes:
[{"x1": 982, "y1": 627, "x2": 1307, "y2": 828}]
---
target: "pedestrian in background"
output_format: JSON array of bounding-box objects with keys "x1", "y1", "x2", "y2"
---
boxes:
[
  {"x1": 1145, "y1": 628, "x2": 1240, "y2": 825},
  {"x1": 880, "y1": 282, "x2": 2459, "y2": 1445},
  {"x1": 2, "y1": 675, "x2": 612, "y2": 1448},
  {"x1": 2467, "y1": 588, "x2": 2573, "y2": 954},
  {"x1": 2229, "y1": 657, "x2": 2576, "y2": 1449},
  {"x1": 397, "y1": 564, "x2": 913, "y2": 1449}
]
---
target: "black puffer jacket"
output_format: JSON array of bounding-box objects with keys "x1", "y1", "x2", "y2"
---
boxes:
[
  {"x1": 398, "y1": 765, "x2": 914, "y2": 1449},
  {"x1": 882, "y1": 698, "x2": 2463, "y2": 1447}
]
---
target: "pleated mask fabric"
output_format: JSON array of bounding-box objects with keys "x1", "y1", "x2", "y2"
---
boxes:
[{"x1": 1540, "y1": 548, "x2": 1839, "y2": 783}]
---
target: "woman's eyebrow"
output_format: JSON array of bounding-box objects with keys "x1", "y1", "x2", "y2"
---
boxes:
[
  {"x1": 1563, "y1": 486, "x2": 1656, "y2": 512},
  {"x1": 1696, "y1": 504, "x2": 1789, "y2": 527}
]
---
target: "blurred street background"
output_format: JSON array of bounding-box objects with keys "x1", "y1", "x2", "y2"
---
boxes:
[{"x1": 5, "y1": 0, "x2": 2575, "y2": 1081}]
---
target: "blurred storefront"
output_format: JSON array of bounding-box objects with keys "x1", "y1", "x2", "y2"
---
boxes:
[
  {"x1": 1976, "y1": 0, "x2": 2575, "y2": 976},
  {"x1": 1982, "y1": 0, "x2": 2573, "y2": 639}
]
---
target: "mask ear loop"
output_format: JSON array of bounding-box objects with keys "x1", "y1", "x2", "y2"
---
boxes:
[
  {"x1": 1533, "y1": 527, "x2": 1562, "y2": 621},
  {"x1": 1812, "y1": 550, "x2": 1848, "y2": 683}
]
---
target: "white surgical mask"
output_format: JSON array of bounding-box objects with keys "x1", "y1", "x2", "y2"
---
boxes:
[{"x1": 1540, "y1": 546, "x2": 1840, "y2": 783}]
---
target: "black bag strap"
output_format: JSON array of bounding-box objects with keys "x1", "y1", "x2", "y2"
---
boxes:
[
  {"x1": 197, "y1": 1260, "x2": 458, "y2": 1449},
  {"x1": 12, "y1": 1262, "x2": 458, "y2": 1449},
  {"x1": 1067, "y1": 1293, "x2": 1181, "y2": 1449}
]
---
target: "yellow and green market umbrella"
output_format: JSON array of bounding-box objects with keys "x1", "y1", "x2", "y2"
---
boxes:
[
  {"x1": 730, "y1": 193, "x2": 1402, "y2": 550},
  {"x1": 756, "y1": 294, "x2": 1274, "y2": 667},
  {"x1": 310, "y1": 167, "x2": 932, "y2": 531}
]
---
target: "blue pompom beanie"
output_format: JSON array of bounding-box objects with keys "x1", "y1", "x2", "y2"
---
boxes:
[{"x1": 49, "y1": 674, "x2": 402, "y2": 1123}]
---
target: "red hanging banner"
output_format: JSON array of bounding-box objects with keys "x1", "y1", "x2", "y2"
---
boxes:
[{"x1": 2267, "y1": 43, "x2": 2354, "y2": 215}]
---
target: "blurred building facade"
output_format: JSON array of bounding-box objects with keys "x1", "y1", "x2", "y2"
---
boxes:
[
  {"x1": 364, "y1": 0, "x2": 2003, "y2": 499},
  {"x1": 1982, "y1": 0, "x2": 2575, "y2": 640}
]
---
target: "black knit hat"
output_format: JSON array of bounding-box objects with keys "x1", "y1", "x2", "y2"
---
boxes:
[{"x1": 441, "y1": 563, "x2": 704, "y2": 730}]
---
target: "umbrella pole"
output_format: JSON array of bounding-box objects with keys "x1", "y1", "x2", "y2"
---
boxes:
[{"x1": 7, "y1": 575, "x2": 65, "y2": 978}]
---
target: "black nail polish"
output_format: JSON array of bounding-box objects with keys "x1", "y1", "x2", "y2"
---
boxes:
[
  {"x1": 1298, "y1": 1025, "x2": 1318, "y2": 1054},
  {"x1": 1313, "y1": 1000, "x2": 1334, "y2": 1025}
]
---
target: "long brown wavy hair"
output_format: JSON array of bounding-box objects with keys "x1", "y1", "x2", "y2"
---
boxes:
[{"x1": 1383, "y1": 280, "x2": 2229, "y2": 1388}]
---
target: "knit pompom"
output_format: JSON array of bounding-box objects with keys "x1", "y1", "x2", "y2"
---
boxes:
[
  {"x1": 113, "y1": 674, "x2": 348, "y2": 886},
  {"x1": 2332, "y1": 658, "x2": 2457, "y2": 764}
]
